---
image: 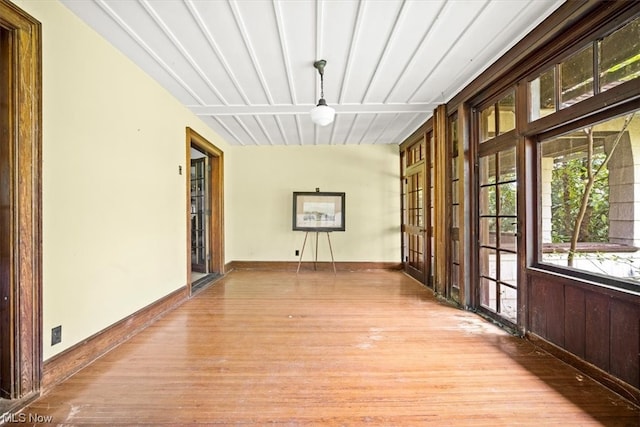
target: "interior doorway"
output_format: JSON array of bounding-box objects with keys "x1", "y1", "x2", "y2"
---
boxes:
[{"x1": 186, "y1": 128, "x2": 224, "y2": 293}]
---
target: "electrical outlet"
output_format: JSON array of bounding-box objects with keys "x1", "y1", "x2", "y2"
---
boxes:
[
  {"x1": 295, "y1": 250, "x2": 300, "y2": 256},
  {"x1": 51, "y1": 325, "x2": 62, "y2": 345}
]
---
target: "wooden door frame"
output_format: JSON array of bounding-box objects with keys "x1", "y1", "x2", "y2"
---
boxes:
[
  {"x1": 0, "y1": 0, "x2": 42, "y2": 401},
  {"x1": 186, "y1": 128, "x2": 224, "y2": 292},
  {"x1": 400, "y1": 129, "x2": 430, "y2": 284}
]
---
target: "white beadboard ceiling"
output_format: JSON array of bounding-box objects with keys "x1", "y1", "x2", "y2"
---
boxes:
[{"x1": 60, "y1": 0, "x2": 565, "y2": 146}]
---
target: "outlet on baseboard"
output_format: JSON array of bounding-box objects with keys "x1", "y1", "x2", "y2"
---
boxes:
[
  {"x1": 295, "y1": 249, "x2": 300, "y2": 256},
  {"x1": 51, "y1": 325, "x2": 62, "y2": 346}
]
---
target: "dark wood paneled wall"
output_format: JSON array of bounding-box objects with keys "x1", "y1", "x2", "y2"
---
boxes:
[{"x1": 528, "y1": 271, "x2": 640, "y2": 393}]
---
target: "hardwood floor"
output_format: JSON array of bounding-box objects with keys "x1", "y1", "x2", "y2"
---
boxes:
[{"x1": 5, "y1": 270, "x2": 639, "y2": 426}]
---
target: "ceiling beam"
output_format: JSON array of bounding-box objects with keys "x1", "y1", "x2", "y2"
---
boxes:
[{"x1": 189, "y1": 103, "x2": 436, "y2": 116}]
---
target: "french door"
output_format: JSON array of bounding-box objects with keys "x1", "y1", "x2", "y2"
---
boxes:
[
  {"x1": 403, "y1": 168, "x2": 426, "y2": 282},
  {"x1": 477, "y1": 145, "x2": 518, "y2": 324},
  {"x1": 190, "y1": 155, "x2": 208, "y2": 273},
  {"x1": 401, "y1": 131, "x2": 434, "y2": 287}
]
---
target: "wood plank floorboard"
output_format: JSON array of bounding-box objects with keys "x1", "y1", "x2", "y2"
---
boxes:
[{"x1": 5, "y1": 270, "x2": 639, "y2": 426}]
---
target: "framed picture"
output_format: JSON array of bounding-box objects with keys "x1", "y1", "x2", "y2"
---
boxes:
[{"x1": 292, "y1": 192, "x2": 345, "y2": 231}]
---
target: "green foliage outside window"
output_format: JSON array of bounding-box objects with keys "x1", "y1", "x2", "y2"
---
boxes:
[{"x1": 550, "y1": 154, "x2": 609, "y2": 243}]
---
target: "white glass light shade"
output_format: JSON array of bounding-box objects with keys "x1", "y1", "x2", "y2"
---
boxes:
[{"x1": 310, "y1": 100, "x2": 335, "y2": 126}]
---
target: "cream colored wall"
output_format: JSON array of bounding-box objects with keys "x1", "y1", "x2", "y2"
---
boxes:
[
  {"x1": 12, "y1": 0, "x2": 401, "y2": 362},
  {"x1": 14, "y1": 0, "x2": 231, "y2": 360},
  {"x1": 227, "y1": 145, "x2": 401, "y2": 262}
]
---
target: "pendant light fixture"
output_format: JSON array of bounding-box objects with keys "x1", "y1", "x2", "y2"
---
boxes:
[{"x1": 310, "y1": 59, "x2": 335, "y2": 126}]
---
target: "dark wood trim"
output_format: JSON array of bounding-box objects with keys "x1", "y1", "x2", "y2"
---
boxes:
[
  {"x1": 433, "y1": 105, "x2": 448, "y2": 296},
  {"x1": 226, "y1": 261, "x2": 403, "y2": 272},
  {"x1": 516, "y1": 82, "x2": 531, "y2": 335},
  {"x1": 448, "y1": 1, "x2": 639, "y2": 110},
  {"x1": 526, "y1": 332, "x2": 640, "y2": 407},
  {"x1": 41, "y1": 286, "x2": 188, "y2": 393},
  {"x1": 524, "y1": 80, "x2": 640, "y2": 138},
  {"x1": 0, "y1": 0, "x2": 42, "y2": 400},
  {"x1": 456, "y1": 103, "x2": 472, "y2": 308},
  {"x1": 186, "y1": 127, "x2": 225, "y2": 291},
  {"x1": 0, "y1": 22, "x2": 12, "y2": 399},
  {"x1": 399, "y1": 117, "x2": 432, "y2": 152},
  {"x1": 535, "y1": 97, "x2": 640, "y2": 144}
]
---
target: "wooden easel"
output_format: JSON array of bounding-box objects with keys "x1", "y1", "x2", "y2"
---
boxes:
[{"x1": 296, "y1": 231, "x2": 336, "y2": 274}]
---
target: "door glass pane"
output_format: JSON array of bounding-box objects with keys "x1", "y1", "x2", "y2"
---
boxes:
[
  {"x1": 452, "y1": 204, "x2": 459, "y2": 227},
  {"x1": 408, "y1": 172, "x2": 423, "y2": 227},
  {"x1": 479, "y1": 155, "x2": 495, "y2": 185},
  {"x1": 480, "y1": 278, "x2": 497, "y2": 311},
  {"x1": 480, "y1": 247, "x2": 497, "y2": 280},
  {"x1": 479, "y1": 186, "x2": 496, "y2": 215},
  {"x1": 409, "y1": 234, "x2": 424, "y2": 272},
  {"x1": 498, "y1": 148, "x2": 516, "y2": 182},
  {"x1": 498, "y1": 221, "x2": 517, "y2": 252},
  {"x1": 498, "y1": 183, "x2": 517, "y2": 216},
  {"x1": 498, "y1": 218, "x2": 517, "y2": 252},
  {"x1": 480, "y1": 217, "x2": 497, "y2": 246},
  {"x1": 499, "y1": 285, "x2": 517, "y2": 322},
  {"x1": 500, "y1": 251, "x2": 518, "y2": 287}
]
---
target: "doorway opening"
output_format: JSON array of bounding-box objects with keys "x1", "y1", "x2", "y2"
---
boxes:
[{"x1": 186, "y1": 128, "x2": 224, "y2": 294}]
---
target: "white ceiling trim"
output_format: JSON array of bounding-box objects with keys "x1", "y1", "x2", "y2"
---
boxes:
[
  {"x1": 189, "y1": 103, "x2": 436, "y2": 116},
  {"x1": 140, "y1": 0, "x2": 229, "y2": 105},
  {"x1": 184, "y1": 0, "x2": 250, "y2": 105},
  {"x1": 382, "y1": 1, "x2": 447, "y2": 104},
  {"x1": 336, "y1": 0, "x2": 365, "y2": 105},
  {"x1": 61, "y1": 0, "x2": 566, "y2": 146},
  {"x1": 228, "y1": 0, "x2": 274, "y2": 105},
  {"x1": 361, "y1": 1, "x2": 406, "y2": 104},
  {"x1": 273, "y1": 0, "x2": 296, "y2": 105}
]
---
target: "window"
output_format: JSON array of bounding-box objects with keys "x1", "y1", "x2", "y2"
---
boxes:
[
  {"x1": 539, "y1": 109, "x2": 640, "y2": 284},
  {"x1": 480, "y1": 91, "x2": 516, "y2": 142},
  {"x1": 599, "y1": 17, "x2": 640, "y2": 91},
  {"x1": 529, "y1": 17, "x2": 640, "y2": 121},
  {"x1": 560, "y1": 45, "x2": 594, "y2": 108},
  {"x1": 530, "y1": 68, "x2": 555, "y2": 120}
]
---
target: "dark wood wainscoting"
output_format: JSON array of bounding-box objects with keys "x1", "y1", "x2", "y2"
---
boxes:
[{"x1": 527, "y1": 269, "x2": 640, "y2": 404}]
